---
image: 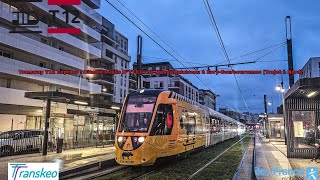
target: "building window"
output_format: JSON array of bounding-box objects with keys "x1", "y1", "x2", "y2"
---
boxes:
[
  {"x1": 120, "y1": 89, "x2": 123, "y2": 97},
  {"x1": 39, "y1": 61, "x2": 46, "y2": 68},
  {"x1": 150, "y1": 104, "x2": 173, "y2": 136},
  {"x1": 125, "y1": 62, "x2": 127, "y2": 68},
  {"x1": 124, "y1": 80, "x2": 127, "y2": 87},
  {"x1": 292, "y1": 111, "x2": 315, "y2": 148},
  {"x1": 121, "y1": 78, "x2": 123, "y2": 86},
  {"x1": 318, "y1": 62, "x2": 320, "y2": 69},
  {"x1": 41, "y1": 38, "x2": 47, "y2": 44},
  {"x1": 156, "y1": 67, "x2": 160, "y2": 70},
  {"x1": 124, "y1": 41, "x2": 127, "y2": 50},
  {"x1": 121, "y1": 59, "x2": 123, "y2": 67},
  {"x1": 0, "y1": 50, "x2": 12, "y2": 58},
  {"x1": 120, "y1": 39, "x2": 123, "y2": 48},
  {"x1": 7, "y1": 79, "x2": 11, "y2": 88},
  {"x1": 124, "y1": 90, "x2": 126, "y2": 97}
]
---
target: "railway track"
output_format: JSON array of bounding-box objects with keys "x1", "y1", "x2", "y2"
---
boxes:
[{"x1": 89, "y1": 134, "x2": 251, "y2": 180}]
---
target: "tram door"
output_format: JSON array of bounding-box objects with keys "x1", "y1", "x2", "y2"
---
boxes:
[
  {"x1": 205, "y1": 114, "x2": 210, "y2": 147},
  {"x1": 150, "y1": 104, "x2": 174, "y2": 153}
]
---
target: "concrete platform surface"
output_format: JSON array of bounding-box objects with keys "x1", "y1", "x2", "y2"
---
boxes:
[
  {"x1": 0, "y1": 146, "x2": 115, "y2": 178},
  {"x1": 255, "y1": 133, "x2": 292, "y2": 180}
]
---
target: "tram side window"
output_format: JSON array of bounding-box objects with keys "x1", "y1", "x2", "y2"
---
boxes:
[{"x1": 150, "y1": 104, "x2": 173, "y2": 136}]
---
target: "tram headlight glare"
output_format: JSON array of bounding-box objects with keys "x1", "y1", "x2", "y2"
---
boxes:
[
  {"x1": 118, "y1": 136, "x2": 123, "y2": 142},
  {"x1": 138, "y1": 137, "x2": 145, "y2": 143}
]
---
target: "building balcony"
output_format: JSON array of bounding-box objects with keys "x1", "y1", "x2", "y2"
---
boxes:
[
  {"x1": 0, "y1": 26, "x2": 86, "y2": 69},
  {"x1": 89, "y1": 74, "x2": 115, "y2": 85},
  {"x1": 28, "y1": 0, "x2": 101, "y2": 41},
  {"x1": 0, "y1": 8, "x2": 101, "y2": 58},
  {"x1": 168, "y1": 82, "x2": 180, "y2": 89},
  {"x1": 89, "y1": 63, "x2": 113, "y2": 70},
  {"x1": 91, "y1": 42, "x2": 130, "y2": 61},
  {"x1": 129, "y1": 84, "x2": 136, "y2": 90},
  {"x1": 61, "y1": 1, "x2": 102, "y2": 26},
  {"x1": 0, "y1": 87, "x2": 43, "y2": 107},
  {"x1": 153, "y1": 84, "x2": 164, "y2": 89},
  {"x1": 0, "y1": 56, "x2": 101, "y2": 93},
  {"x1": 129, "y1": 74, "x2": 136, "y2": 82}
]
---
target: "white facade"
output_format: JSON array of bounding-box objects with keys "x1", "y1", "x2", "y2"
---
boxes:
[
  {"x1": 300, "y1": 57, "x2": 320, "y2": 79},
  {"x1": 90, "y1": 18, "x2": 130, "y2": 104},
  {"x1": 0, "y1": 0, "x2": 104, "y2": 131}
]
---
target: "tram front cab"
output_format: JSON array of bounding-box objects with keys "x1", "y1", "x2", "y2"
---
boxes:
[{"x1": 115, "y1": 90, "x2": 174, "y2": 166}]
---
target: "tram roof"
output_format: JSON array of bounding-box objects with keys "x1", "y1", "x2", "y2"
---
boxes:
[{"x1": 130, "y1": 89, "x2": 244, "y2": 126}]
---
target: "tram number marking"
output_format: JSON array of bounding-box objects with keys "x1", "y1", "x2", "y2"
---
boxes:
[{"x1": 120, "y1": 160, "x2": 134, "y2": 163}]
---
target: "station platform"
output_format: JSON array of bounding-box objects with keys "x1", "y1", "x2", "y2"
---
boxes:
[
  {"x1": 255, "y1": 133, "x2": 292, "y2": 180},
  {"x1": 267, "y1": 137, "x2": 320, "y2": 178},
  {"x1": 0, "y1": 146, "x2": 115, "y2": 178},
  {"x1": 255, "y1": 133, "x2": 320, "y2": 179}
]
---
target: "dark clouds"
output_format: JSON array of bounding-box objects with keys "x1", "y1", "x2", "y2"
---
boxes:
[{"x1": 99, "y1": 0, "x2": 320, "y2": 113}]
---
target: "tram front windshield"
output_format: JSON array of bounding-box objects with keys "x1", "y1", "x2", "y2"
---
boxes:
[{"x1": 118, "y1": 95, "x2": 157, "y2": 132}]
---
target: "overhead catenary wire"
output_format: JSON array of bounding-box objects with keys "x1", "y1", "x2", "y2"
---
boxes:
[
  {"x1": 203, "y1": 0, "x2": 250, "y2": 112},
  {"x1": 142, "y1": 41, "x2": 286, "y2": 66},
  {"x1": 105, "y1": 0, "x2": 216, "y2": 96},
  {"x1": 106, "y1": 0, "x2": 285, "y2": 113}
]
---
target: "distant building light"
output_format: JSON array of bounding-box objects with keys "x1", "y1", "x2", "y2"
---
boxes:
[
  {"x1": 74, "y1": 101, "x2": 88, "y2": 105},
  {"x1": 307, "y1": 91, "x2": 317, "y2": 98},
  {"x1": 111, "y1": 106, "x2": 120, "y2": 110}
]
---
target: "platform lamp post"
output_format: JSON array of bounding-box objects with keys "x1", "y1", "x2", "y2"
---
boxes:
[
  {"x1": 267, "y1": 94, "x2": 275, "y2": 114},
  {"x1": 276, "y1": 82, "x2": 287, "y2": 145}
]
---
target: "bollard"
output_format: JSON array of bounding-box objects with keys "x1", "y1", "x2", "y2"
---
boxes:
[{"x1": 57, "y1": 138, "x2": 63, "y2": 153}]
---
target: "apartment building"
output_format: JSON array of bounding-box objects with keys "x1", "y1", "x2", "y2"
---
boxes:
[
  {"x1": 199, "y1": 89, "x2": 217, "y2": 110},
  {"x1": 300, "y1": 57, "x2": 320, "y2": 79},
  {"x1": 219, "y1": 108, "x2": 240, "y2": 121},
  {"x1": 90, "y1": 17, "x2": 131, "y2": 104},
  {"x1": 132, "y1": 62, "x2": 200, "y2": 102},
  {"x1": 0, "y1": 0, "x2": 121, "y2": 148}
]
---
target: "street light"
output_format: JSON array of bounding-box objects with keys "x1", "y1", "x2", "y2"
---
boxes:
[
  {"x1": 275, "y1": 83, "x2": 287, "y2": 145},
  {"x1": 268, "y1": 101, "x2": 274, "y2": 114}
]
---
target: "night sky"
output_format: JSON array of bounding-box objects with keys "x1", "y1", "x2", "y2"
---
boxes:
[{"x1": 99, "y1": 0, "x2": 320, "y2": 113}]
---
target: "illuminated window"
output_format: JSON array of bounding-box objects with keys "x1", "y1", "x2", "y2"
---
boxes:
[{"x1": 292, "y1": 111, "x2": 315, "y2": 148}]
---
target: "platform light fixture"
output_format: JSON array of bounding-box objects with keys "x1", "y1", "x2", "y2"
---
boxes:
[
  {"x1": 74, "y1": 101, "x2": 88, "y2": 105},
  {"x1": 111, "y1": 106, "x2": 120, "y2": 110},
  {"x1": 307, "y1": 91, "x2": 317, "y2": 98}
]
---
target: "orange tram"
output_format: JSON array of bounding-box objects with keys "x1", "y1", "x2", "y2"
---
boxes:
[{"x1": 115, "y1": 89, "x2": 246, "y2": 166}]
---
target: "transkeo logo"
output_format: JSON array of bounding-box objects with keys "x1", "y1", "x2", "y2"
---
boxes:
[{"x1": 8, "y1": 163, "x2": 59, "y2": 180}]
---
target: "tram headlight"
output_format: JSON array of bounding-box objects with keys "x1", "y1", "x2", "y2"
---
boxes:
[
  {"x1": 138, "y1": 137, "x2": 145, "y2": 143},
  {"x1": 118, "y1": 136, "x2": 123, "y2": 142}
]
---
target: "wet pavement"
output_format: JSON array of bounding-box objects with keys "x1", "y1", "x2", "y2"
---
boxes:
[{"x1": 0, "y1": 146, "x2": 115, "y2": 177}]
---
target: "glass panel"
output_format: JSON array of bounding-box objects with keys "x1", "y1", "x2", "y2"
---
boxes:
[
  {"x1": 292, "y1": 111, "x2": 315, "y2": 148},
  {"x1": 150, "y1": 104, "x2": 173, "y2": 136},
  {"x1": 118, "y1": 95, "x2": 156, "y2": 132}
]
